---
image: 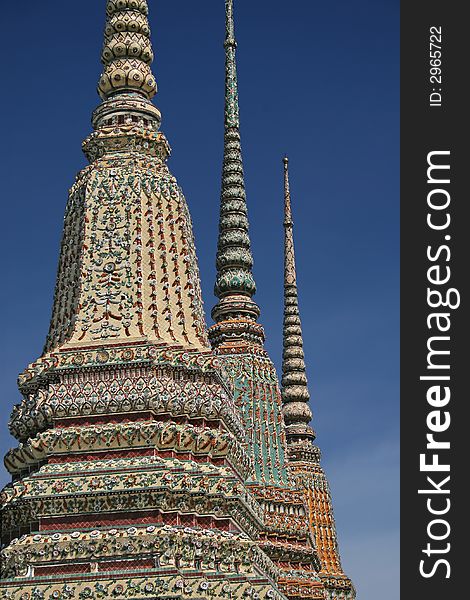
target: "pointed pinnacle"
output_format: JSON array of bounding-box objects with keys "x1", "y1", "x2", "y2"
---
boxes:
[
  {"x1": 282, "y1": 157, "x2": 315, "y2": 441},
  {"x1": 210, "y1": 0, "x2": 264, "y2": 350}
]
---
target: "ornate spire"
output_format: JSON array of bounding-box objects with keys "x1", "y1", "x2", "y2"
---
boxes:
[
  {"x1": 98, "y1": 0, "x2": 157, "y2": 100},
  {"x1": 282, "y1": 157, "x2": 316, "y2": 444},
  {"x1": 39, "y1": 0, "x2": 209, "y2": 354},
  {"x1": 209, "y1": 0, "x2": 264, "y2": 351}
]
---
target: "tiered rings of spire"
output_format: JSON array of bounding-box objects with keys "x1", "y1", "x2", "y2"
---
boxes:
[
  {"x1": 282, "y1": 157, "x2": 316, "y2": 444},
  {"x1": 209, "y1": 0, "x2": 265, "y2": 351},
  {"x1": 280, "y1": 159, "x2": 354, "y2": 598},
  {"x1": 98, "y1": 0, "x2": 157, "y2": 100},
  {"x1": 39, "y1": 0, "x2": 209, "y2": 353}
]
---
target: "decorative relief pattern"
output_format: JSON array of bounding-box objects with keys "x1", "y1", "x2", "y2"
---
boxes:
[
  {"x1": 1, "y1": 457, "x2": 265, "y2": 540},
  {"x1": 10, "y1": 364, "x2": 243, "y2": 442},
  {"x1": 5, "y1": 420, "x2": 251, "y2": 479},
  {"x1": 281, "y1": 158, "x2": 315, "y2": 443},
  {"x1": 289, "y1": 459, "x2": 356, "y2": 599},
  {"x1": 0, "y1": 575, "x2": 285, "y2": 600},
  {"x1": 0, "y1": 1, "x2": 355, "y2": 599},
  {"x1": 44, "y1": 184, "x2": 86, "y2": 352},
  {"x1": 44, "y1": 157, "x2": 208, "y2": 352},
  {"x1": 98, "y1": 0, "x2": 157, "y2": 99},
  {"x1": 1, "y1": 525, "x2": 276, "y2": 580},
  {"x1": 219, "y1": 353, "x2": 290, "y2": 487},
  {"x1": 2, "y1": 460, "x2": 251, "y2": 508}
]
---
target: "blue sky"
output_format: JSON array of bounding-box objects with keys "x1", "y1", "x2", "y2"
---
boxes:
[{"x1": 0, "y1": 1, "x2": 399, "y2": 598}]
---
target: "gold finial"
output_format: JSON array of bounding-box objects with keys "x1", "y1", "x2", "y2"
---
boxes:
[{"x1": 98, "y1": 0, "x2": 157, "y2": 99}]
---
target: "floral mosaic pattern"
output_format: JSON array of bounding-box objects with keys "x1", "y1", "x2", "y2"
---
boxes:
[
  {"x1": 45, "y1": 156, "x2": 208, "y2": 351},
  {"x1": 0, "y1": 1, "x2": 355, "y2": 599}
]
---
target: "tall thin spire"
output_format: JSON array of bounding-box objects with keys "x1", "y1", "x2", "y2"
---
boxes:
[
  {"x1": 282, "y1": 157, "x2": 316, "y2": 444},
  {"x1": 209, "y1": 0, "x2": 264, "y2": 351},
  {"x1": 41, "y1": 0, "x2": 209, "y2": 353},
  {"x1": 281, "y1": 161, "x2": 354, "y2": 596}
]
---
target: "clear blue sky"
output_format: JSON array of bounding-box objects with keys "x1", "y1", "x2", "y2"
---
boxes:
[{"x1": 0, "y1": 1, "x2": 399, "y2": 598}]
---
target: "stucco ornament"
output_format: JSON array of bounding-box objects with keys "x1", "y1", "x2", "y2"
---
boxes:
[{"x1": 0, "y1": 2, "x2": 354, "y2": 600}]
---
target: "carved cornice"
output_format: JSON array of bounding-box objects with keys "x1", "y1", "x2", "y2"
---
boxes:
[
  {"x1": 1, "y1": 458, "x2": 265, "y2": 540},
  {"x1": 82, "y1": 125, "x2": 170, "y2": 163},
  {"x1": 18, "y1": 344, "x2": 215, "y2": 390},
  {"x1": 5, "y1": 420, "x2": 252, "y2": 479},
  {"x1": 0, "y1": 3, "x2": 355, "y2": 599},
  {"x1": 1, "y1": 525, "x2": 277, "y2": 581},
  {"x1": 0, "y1": 574, "x2": 285, "y2": 600},
  {"x1": 11, "y1": 352, "x2": 245, "y2": 442}
]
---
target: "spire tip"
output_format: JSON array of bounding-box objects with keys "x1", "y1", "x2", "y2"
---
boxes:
[{"x1": 282, "y1": 160, "x2": 315, "y2": 444}]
